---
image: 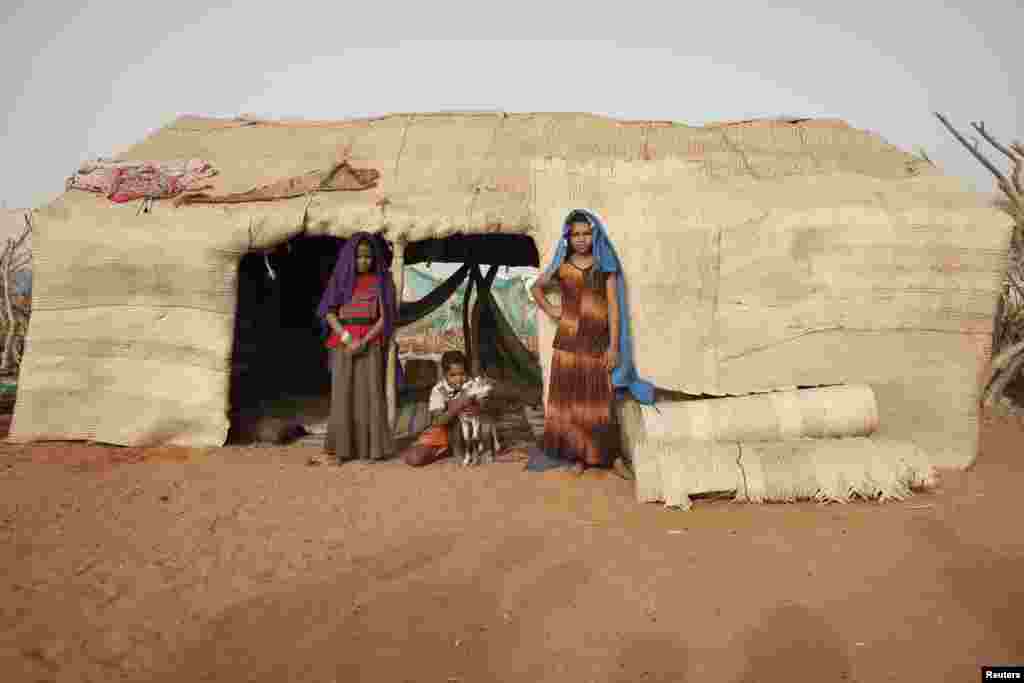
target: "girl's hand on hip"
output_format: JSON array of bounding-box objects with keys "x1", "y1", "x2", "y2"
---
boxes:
[{"x1": 605, "y1": 349, "x2": 619, "y2": 371}]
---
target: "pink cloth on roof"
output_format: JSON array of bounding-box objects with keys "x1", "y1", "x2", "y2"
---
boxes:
[{"x1": 66, "y1": 158, "x2": 217, "y2": 203}]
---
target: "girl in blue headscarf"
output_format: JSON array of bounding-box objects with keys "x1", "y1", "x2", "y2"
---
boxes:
[{"x1": 529, "y1": 209, "x2": 655, "y2": 476}]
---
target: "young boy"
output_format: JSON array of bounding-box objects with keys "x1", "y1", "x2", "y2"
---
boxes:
[{"x1": 401, "y1": 350, "x2": 482, "y2": 467}]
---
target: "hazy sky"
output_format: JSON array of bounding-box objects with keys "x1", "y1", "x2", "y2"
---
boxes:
[{"x1": 1, "y1": 1, "x2": 1020, "y2": 211}]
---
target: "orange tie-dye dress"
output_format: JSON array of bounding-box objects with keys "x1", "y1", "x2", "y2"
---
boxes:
[{"x1": 542, "y1": 262, "x2": 621, "y2": 468}]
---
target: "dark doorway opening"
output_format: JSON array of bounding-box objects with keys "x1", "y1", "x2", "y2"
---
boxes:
[
  {"x1": 226, "y1": 231, "x2": 545, "y2": 447},
  {"x1": 227, "y1": 235, "x2": 341, "y2": 444}
]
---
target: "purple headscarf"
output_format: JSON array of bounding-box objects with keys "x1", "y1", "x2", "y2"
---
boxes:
[{"x1": 317, "y1": 232, "x2": 397, "y2": 345}]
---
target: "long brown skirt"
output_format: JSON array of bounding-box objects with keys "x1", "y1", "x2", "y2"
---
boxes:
[
  {"x1": 326, "y1": 343, "x2": 393, "y2": 461},
  {"x1": 542, "y1": 348, "x2": 620, "y2": 468}
]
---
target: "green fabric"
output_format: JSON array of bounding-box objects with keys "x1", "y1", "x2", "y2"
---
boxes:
[
  {"x1": 397, "y1": 263, "x2": 471, "y2": 328},
  {"x1": 394, "y1": 261, "x2": 542, "y2": 390},
  {"x1": 480, "y1": 286, "x2": 543, "y2": 386},
  {"x1": 404, "y1": 265, "x2": 538, "y2": 338}
]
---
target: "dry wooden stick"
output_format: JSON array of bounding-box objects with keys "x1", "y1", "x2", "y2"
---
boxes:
[
  {"x1": 1011, "y1": 279, "x2": 1024, "y2": 314},
  {"x1": 934, "y1": 112, "x2": 1024, "y2": 216},
  {"x1": 11, "y1": 324, "x2": 23, "y2": 366},
  {"x1": 1012, "y1": 141, "x2": 1024, "y2": 162},
  {"x1": 0, "y1": 239, "x2": 15, "y2": 372},
  {"x1": 992, "y1": 292, "x2": 1007, "y2": 351},
  {"x1": 0, "y1": 245, "x2": 9, "y2": 339},
  {"x1": 990, "y1": 338, "x2": 1024, "y2": 373},
  {"x1": 10, "y1": 215, "x2": 31, "y2": 253},
  {"x1": 935, "y1": 115, "x2": 1024, "y2": 407},
  {"x1": 0, "y1": 213, "x2": 31, "y2": 372},
  {"x1": 985, "y1": 350, "x2": 1024, "y2": 407},
  {"x1": 971, "y1": 121, "x2": 1024, "y2": 197},
  {"x1": 935, "y1": 112, "x2": 1003, "y2": 176}
]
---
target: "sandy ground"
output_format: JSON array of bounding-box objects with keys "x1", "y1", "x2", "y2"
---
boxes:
[{"x1": 0, "y1": 412, "x2": 1021, "y2": 683}]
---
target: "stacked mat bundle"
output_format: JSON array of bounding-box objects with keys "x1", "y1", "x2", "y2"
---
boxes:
[{"x1": 628, "y1": 385, "x2": 938, "y2": 510}]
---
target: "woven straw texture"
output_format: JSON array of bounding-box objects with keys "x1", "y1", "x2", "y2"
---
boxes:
[
  {"x1": 8, "y1": 112, "x2": 1012, "y2": 449},
  {"x1": 640, "y1": 385, "x2": 879, "y2": 442},
  {"x1": 634, "y1": 436, "x2": 937, "y2": 511}
]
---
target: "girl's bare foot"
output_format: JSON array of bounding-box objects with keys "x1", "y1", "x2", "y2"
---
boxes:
[{"x1": 572, "y1": 462, "x2": 586, "y2": 476}]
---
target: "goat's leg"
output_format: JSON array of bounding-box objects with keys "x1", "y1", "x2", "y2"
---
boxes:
[
  {"x1": 475, "y1": 420, "x2": 493, "y2": 465},
  {"x1": 469, "y1": 419, "x2": 481, "y2": 465},
  {"x1": 471, "y1": 419, "x2": 483, "y2": 466},
  {"x1": 460, "y1": 419, "x2": 473, "y2": 466},
  {"x1": 477, "y1": 421, "x2": 487, "y2": 465}
]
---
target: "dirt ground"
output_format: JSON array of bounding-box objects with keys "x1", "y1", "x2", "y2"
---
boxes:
[{"x1": 0, "y1": 412, "x2": 1021, "y2": 683}]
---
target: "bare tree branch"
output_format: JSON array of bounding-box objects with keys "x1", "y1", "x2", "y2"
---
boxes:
[
  {"x1": 0, "y1": 240, "x2": 14, "y2": 371},
  {"x1": 11, "y1": 334, "x2": 22, "y2": 367},
  {"x1": 939, "y1": 115, "x2": 1024, "y2": 409},
  {"x1": 993, "y1": 294, "x2": 1007, "y2": 350},
  {"x1": 985, "y1": 350, "x2": 1024, "y2": 407},
  {"x1": 10, "y1": 214, "x2": 31, "y2": 253},
  {"x1": 990, "y1": 338, "x2": 1024, "y2": 373},
  {"x1": 1006, "y1": 263, "x2": 1024, "y2": 304},
  {"x1": 972, "y1": 121, "x2": 1024, "y2": 197},
  {"x1": 934, "y1": 112, "x2": 1023, "y2": 216},
  {"x1": 0, "y1": 242, "x2": 11, "y2": 327}
]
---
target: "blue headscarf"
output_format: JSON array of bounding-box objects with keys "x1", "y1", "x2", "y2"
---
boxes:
[{"x1": 542, "y1": 209, "x2": 655, "y2": 405}]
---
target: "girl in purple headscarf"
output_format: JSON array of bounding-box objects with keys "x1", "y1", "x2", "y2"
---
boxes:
[{"x1": 312, "y1": 232, "x2": 398, "y2": 465}]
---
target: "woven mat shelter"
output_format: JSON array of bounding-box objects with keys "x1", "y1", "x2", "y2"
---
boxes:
[{"x1": 7, "y1": 112, "x2": 1011, "y2": 471}]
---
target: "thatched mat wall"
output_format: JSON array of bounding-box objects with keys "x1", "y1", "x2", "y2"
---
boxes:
[
  {"x1": 12, "y1": 212, "x2": 237, "y2": 445},
  {"x1": 640, "y1": 385, "x2": 879, "y2": 442},
  {"x1": 532, "y1": 153, "x2": 1010, "y2": 469},
  {"x1": 7, "y1": 113, "x2": 1012, "y2": 454}
]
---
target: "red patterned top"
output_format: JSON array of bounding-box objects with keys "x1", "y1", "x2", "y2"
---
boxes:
[{"x1": 326, "y1": 273, "x2": 382, "y2": 348}]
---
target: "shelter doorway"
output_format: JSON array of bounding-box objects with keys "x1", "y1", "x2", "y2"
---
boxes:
[
  {"x1": 226, "y1": 232, "x2": 545, "y2": 449},
  {"x1": 227, "y1": 235, "x2": 341, "y2": 445},
  {"x1": 393, "y1": 233, "x2": 544, "y2": 447}
]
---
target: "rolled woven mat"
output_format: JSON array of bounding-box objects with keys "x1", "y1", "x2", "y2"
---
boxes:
[
  {"x1": 738, "y1": 438, "x2": 937, "y2": 504},
  {"x1": 641, "y1": 385, "x2": 879, "y2": 442},
  {"x1": 633, "y1": 436, "x2": 937, "y2": 511},
  {"x1": 635, "y1": 440, "x2": 741, "y2": 509}
]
